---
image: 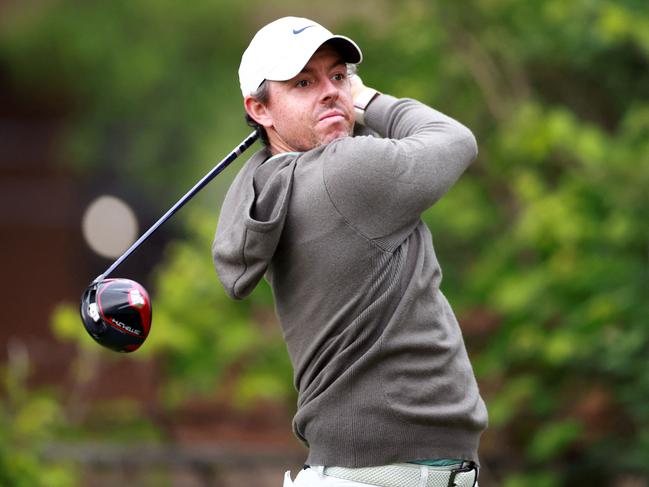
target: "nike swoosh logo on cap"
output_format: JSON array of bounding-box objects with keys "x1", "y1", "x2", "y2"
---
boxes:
[{"x1": 293, "y1": 25, "x2": 314, "y2": 34}]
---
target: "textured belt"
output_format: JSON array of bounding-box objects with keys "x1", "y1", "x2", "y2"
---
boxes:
[{"x1": 323, "y1": 461, "x2": 478, "y2": 487}]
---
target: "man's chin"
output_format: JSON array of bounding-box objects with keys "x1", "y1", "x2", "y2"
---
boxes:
[{"x1": 319, "y1": 128, "x2": 352, "y2": 146}]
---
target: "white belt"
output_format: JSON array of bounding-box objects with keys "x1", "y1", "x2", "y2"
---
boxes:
[{"x1": 322, "y1": 462, "x2": 478, "y2": 487}]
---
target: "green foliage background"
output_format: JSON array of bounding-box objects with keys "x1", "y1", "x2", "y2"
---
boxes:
[{"x1": 1, "y1": 0, "x2": 648, "y2": 485}]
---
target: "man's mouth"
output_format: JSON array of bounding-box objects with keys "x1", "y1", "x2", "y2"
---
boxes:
[{"x1": 319, "y1": 110, "x2": 346, "y2": 122}]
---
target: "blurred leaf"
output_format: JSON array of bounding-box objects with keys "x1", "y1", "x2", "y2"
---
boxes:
[
  {"x1": 527, "y1": 419, "x2": 583, "y2": 463},
  {"x1": 0, "y1": 352, "x2": 78, "y2": 486}
]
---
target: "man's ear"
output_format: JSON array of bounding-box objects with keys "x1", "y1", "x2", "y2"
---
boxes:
[{"x1": 245, "y1": 96, "x2": 273, "y2": 129}]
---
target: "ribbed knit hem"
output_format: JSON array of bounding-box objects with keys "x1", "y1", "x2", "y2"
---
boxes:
[{"x1": 303, "y1": 423, "x2": 483, "y2": 468}]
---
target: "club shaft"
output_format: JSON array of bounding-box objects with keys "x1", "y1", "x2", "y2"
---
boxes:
[{"x1": 94, "y1": 131, "x2": 259, "y2": 282}]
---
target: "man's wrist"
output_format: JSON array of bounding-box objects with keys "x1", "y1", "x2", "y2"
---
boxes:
[{"x1": 353, "y1": 87, "x2": 380, "y2": 125}]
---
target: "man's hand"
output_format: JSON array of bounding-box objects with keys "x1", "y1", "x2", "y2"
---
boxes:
[
  {"x1": 349, "y1": 74, "x2": 379, "y2": 125},
  {"x1": 349, "y1": 74, "x2": 366, "y2": 102}
]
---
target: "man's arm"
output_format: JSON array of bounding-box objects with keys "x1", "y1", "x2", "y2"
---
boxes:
[{"x1": 322, "y1": 80, "x2": 478, "y2": 244}]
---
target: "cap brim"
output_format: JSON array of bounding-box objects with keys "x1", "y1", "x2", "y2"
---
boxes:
[{"x1": 326, "y1": 36, "x2": 362, "y2": 64}]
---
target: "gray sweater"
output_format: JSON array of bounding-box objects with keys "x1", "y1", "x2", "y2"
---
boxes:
[{"x1": 213, "y1": 94, "x2": 488, "y2": 467}]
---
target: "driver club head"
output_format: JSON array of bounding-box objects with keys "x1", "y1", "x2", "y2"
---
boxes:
[
  {"x1": 77, "y1": 133, "x2": 259, "y2": 353},
  {"x1": 80, "y1": 278, "x2": 152, "y2": 353}
]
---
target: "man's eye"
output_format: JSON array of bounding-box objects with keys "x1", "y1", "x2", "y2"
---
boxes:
[
  {"x1": 296, "y1": 79, "x2": 310, "y2": 88},
  {"x1": 332, "y1": 73, "x2": 346, "y2": 81}
]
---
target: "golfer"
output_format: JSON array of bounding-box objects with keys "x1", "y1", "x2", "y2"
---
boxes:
[{"x1": 213, "y1": 16, "x2": 488, "y2": 487}]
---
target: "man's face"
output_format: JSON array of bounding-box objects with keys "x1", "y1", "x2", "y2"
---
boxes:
[{"x1": 251, "y1": 45, "x2": 355, "y2": 153}]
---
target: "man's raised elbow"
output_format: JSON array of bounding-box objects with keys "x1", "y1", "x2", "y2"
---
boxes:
[{"x1": 461, "y1": 126, "x2": 479, "y2": 163}]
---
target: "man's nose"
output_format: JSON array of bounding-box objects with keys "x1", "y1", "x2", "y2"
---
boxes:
[{"x1": 320, "y1": 77, "x2": 339, "y2": 103}]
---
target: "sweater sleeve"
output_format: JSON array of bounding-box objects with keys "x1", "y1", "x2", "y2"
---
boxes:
[{"x1": 322, "y1": 95, "x2": 478, "y2": 243}]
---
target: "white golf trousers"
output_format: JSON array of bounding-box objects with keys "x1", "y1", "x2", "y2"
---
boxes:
[
  {"x1": 284, "y1": 466, "x2": 378, "y2": 486},
  {"x1": 283, "y1": 465, "x2": 479, "y2": 487}
]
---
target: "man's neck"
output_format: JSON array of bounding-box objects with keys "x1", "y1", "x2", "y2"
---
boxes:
[{"x1": 268, "y1": 132, "x2": 296, "y2": 155}]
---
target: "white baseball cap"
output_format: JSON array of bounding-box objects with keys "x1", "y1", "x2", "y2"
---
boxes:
[{"x1": 238, "y1": 16, "x2": 363, "y2": 97}]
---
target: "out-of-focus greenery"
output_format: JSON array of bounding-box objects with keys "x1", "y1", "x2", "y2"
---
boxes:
[
  {"x1": 2, "y1": 0, "x2": 649, "y2": 484},
  {"x1": 0, "y1": 344, "x2": 78, "y2": 487},
  {"x1": 0, "y1": 0, "x2": 254, "y2": 201}
]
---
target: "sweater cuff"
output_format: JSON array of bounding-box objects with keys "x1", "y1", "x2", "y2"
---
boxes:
[{"x1": 362, "y1": 94, "x2": 400, "y2": 136}]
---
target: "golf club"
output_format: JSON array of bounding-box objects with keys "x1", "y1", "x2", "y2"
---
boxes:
[{"x1": 80, "y1": 130, "x2": 259, "y2": 352}]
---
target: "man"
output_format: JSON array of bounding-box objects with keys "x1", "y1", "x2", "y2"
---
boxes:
[{"x1": 213, "y1": 16, "x2": 488, "y2": 487}]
